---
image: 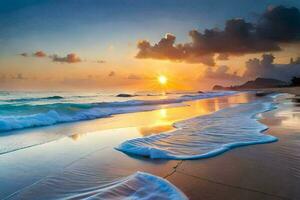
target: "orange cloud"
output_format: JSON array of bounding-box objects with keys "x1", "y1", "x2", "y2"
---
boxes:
[
  {"x1": 34, "y1": 51, "x2": 47, "y2": 57},
  {"x1": 52, "y1": 53, "x2": 81, "y2": 63}
]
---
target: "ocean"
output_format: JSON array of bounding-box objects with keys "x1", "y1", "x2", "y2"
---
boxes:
[{"x1": 0, "y1": 91, "x2": 236, "y2": 133}]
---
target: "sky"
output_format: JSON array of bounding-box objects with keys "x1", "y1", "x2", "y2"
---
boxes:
[{"x1": 0, "y1": 0, "x2": 300, "y2": 91}]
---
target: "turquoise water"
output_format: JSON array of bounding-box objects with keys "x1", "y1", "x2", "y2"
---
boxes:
[{"x1": 0, "y1": 91, "x2": 235, "y2": 132}]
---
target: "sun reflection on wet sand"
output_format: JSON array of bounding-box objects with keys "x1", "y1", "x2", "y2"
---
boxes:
[
  {"x1": 66, "y1": 93, "x2": 255, "y2": 141},
  {"x1": 138, "y1": 125, "x2": 174, "y2": 136}
]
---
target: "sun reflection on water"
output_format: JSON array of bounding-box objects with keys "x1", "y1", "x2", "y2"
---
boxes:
[{"x1": 66, "y1": 93, "x2": 254, "y2": 141}]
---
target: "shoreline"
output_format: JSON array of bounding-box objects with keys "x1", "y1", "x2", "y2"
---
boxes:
[
  {"x1": 1, "y1": 91, "x2": 299, "y2": 199},
  {"x1": 1, "y1": 93, "x2": 249, "y2": 199}
]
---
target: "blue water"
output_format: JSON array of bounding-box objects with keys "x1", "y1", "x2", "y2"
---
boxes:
[
  {"x1": 116, "y1": 97, "x2": 278, "y2": 159},
  {"x1": 0, "y1": 91, "x2": 236, "y2": 133}
]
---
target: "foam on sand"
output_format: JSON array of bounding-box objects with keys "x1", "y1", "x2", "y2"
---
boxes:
[
  {"x1": 116, "y1": 100, "x2": 278, "y2": 159},
  {"x1": 73, "y1": 172, "x2": 187, "y2": 200},
  {"x1": 8, "y1": 172, "x2": 187, "y2": 200}
]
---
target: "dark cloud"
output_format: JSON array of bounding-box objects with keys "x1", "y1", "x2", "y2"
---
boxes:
[
  {"x1": 136, "y1": 33, "x2": 216, "y2": 66},
  {"x1": 52, "y1": 53, "x2": 81, "y2": 63},
  {"x1": 257, "y1": 6, "x2": 300, "y2": 42},
  {"x1": 136, "y1": 5, "x2": 300, "y2": 65},
  {"x1": 33, "y1": 51, "x2": 46, "y2": 57},
  {"x1": 243, "y1": 54, "x2": 300, "y2": 81},
  {"x1": 136, "y1": 34, "x2": 180, "y2": 60}
]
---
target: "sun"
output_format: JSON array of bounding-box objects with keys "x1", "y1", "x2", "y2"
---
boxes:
[{"x1": 158, "y1": 75, "x2": 168, "y2": 85}]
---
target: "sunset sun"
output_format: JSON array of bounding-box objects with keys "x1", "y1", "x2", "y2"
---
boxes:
[{"x1": 158, "y1": 75, "x2": 168, "y2": 85}]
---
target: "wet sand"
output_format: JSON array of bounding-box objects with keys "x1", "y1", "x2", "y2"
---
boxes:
[
  {"x1": 166, "y1": 92, "x2": 300, "y2": 200},
  {"x1": 1, "y1": 92, "x2": 299, "y2": 199}
]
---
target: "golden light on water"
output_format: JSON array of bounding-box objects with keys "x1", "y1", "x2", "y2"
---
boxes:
[
  {"x1": 159, "y1": 108, "x2": 167, "y2": 118},
  {"x1": 158, "y1": 75, "x2": 167, "y2": 85}
]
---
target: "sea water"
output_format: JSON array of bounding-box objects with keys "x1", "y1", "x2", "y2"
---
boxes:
[{"x1": 0, "y1": 91, "x2": 235, "y2": 132}]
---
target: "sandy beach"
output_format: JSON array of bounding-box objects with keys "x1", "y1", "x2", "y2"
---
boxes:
[
  {"x1": 0, "y1": 90, "x2": 299, "y2": 199},
  {"x1": 2, "y1": 1, "x2": 300, "y2": 199}
]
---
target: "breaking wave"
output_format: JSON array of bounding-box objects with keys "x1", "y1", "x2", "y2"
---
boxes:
[{"x1": 0, "y1": 91, "x2": 236, "y2": 132}]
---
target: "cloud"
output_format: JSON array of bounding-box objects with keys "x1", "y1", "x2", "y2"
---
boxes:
[
  {"x1": 33, "y1": 51, "x2": 46, "y2": 57},
  {"x1": 257, "y1": 6, "x2": 300, "y2": 42},
  {"x1": 243, "y1": 54, "x2": 300, "y2": 81},
  {"x1": 203, "y1": 65, "x2": 242, "y2": 81},
  {"x1": 20, "y1": 51, "x2": 46, "y2": 58},
  {"x1": 52, "y1": 53, "x2": 81, "y2": 63},
  {"x1": 201, "y1": 54, "x2": 300, "y2": 83},
  {"x1": 136, "y1": 5, "x2": 300, "y2": 65},
  {"x1": 108, "y1": 71, "x2": 115, "y2": 77},
  {"x1": 136, "y1": 34, "x2": 179, "y2": 61},
  {"x1": 136, "y1": 33, "x2": 215, "y2": 66},
  {"x1": 19, "y1": 51, "x2": 85, "y2": 64}
]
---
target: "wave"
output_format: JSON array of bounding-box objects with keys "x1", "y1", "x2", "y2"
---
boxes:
[
  {"x1": 116, "y1": 99, "x2": 278, "y2": 160},
  {"x1": 3, "y1": 95, "x2": 64, "y2": 102},
  {"x1": 0, "y1": 91, "x2": 236, "y2": 132},
  {"x1": 7, "y1": 172, "x2": 187, "y2": 200}
]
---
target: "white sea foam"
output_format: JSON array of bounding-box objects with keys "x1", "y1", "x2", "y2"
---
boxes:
[
  {"x1": 116, "y1": 100, "x2": 278, "y2": 159},
  {"x1": 0, "y1": 91, "x2": 236, "y2": 132},
  {"x1": 72, "y1": 172, "x2": 187, "y2": 200},
  {"x1": 8, "y1": 172, "x2": 187, "y2": 200}
]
